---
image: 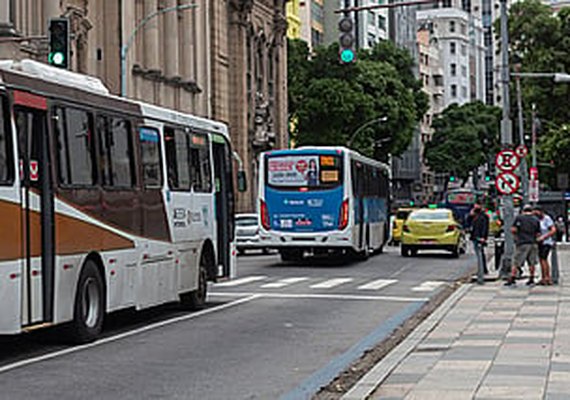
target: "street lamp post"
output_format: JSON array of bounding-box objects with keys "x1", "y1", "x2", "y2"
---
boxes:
[
  {"x1": 120, "y1": 3, "x2": 197, "y2": 97},
  {"x1": 346, "y1": 116, "x2": 388, "y2": 147}
]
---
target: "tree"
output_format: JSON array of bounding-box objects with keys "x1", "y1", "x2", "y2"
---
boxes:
[
  {"x1": 287, "y1": 39, "x2": 428, "y2": 160},
  {"x1": 424, "y1": 102, "x2": 501, "y2": 183},
  {"x1": 499, "y1": 0, "x2": 570, "y2": 186}
]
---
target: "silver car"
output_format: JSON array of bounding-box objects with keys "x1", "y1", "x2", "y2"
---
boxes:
[{"x1": 235, "y1": 213, "x2": 270, "y2": 255}]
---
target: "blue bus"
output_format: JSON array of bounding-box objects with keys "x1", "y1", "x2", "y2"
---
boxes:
[
  {"x1": 258, "y1": 147, "x2": 390, "y2": 262},
  {"x1": 443, "y1": 189, "x2": 480, "y2": 227}
]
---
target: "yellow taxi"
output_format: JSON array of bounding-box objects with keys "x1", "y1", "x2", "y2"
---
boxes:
[
  {"x1": 391, "y1": 207, "x2": 416, "y2": 244},
  {"x1": 401, "y1": 208, "x2": 466, "y2": 257}
]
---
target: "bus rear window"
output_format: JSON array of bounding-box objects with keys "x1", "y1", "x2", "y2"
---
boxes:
[
  {"x1": 447, "y1": 192, "x2": 475, "y2": 204},
  {"x1": 266, "y1": 154, "x2": 342, "y2": 190}
]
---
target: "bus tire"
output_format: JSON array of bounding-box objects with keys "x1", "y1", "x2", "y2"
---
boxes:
[
  {"x1": 181, "y1": 251, "x2": 210, "y2": 310},
  {"x1": 67, "y1": 260, "x2": 105, "y2": 344}
]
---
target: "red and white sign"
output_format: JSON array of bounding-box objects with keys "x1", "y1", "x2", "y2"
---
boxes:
[
  {"x1": 496, "y1": 171, "x2": 520, "y2": 195},
  {"x1": 30, "y1": 160, "x2": 39, "y2": 182},
  {"x1": 530, "y1": 166, "x2": 539, "y2": 180},
  {"x1": 295, "y1": 160, "x2": 308, "y2": 173},
  {"x1": 515, "y1": 145, "x2": 528, "y2": 158},
  {"x1": 496, "y1": 150, "x2": 520, "y2": 172}
]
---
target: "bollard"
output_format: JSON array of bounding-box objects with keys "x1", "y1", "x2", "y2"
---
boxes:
[
  {"x1": 495, "y1": 237, "x2": 505, "y2": 274},
  {"x1": 551, "y1": 242, "x2": 559, "y2": 284}
]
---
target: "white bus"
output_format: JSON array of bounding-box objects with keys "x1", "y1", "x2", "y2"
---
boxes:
[
  {"x1": 0, "y1": 60, "x2": 241, "y2": 343},
  {"x1": 258, "y1": 147, "x2": 390, "y2": 262}
]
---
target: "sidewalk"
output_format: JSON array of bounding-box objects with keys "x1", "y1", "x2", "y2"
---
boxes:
[{"x1": 344, "y1": 247, "x2": 570, "y2": 400}]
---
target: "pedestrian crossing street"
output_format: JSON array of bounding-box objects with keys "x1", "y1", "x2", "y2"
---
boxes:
[{"x1": 213, "y1": 275, "x2": 447, "y2": 293}]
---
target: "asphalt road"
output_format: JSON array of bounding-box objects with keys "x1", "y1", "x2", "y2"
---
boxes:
[{"x1": 0, "y1": 246, "x2": 477, "y2": 400}]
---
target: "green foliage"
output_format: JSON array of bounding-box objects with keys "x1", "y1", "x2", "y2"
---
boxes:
[
  {"x1": 498, "y1": 0, "x2": 570, "y2": 185},
  {"x1": 424, "y1": 102, "x2": 501, "y2": 182},
  {"x1": 287, "y1": 39, "x2": 428, "y2": 159}
]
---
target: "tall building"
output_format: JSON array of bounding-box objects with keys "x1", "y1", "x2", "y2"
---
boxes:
[
  {"x1": 417, "y1": 27, "x2": 444, "y2": 203},
  {"x1": 323, "y1": 0, "x2": 389, "y2": 50},
  {"x1": 287, "y1": 0, "x2": 302, "y2": 39},
  {"x1": 0, "y1": 0, "x2": 289, "y2": 212},
  {"x1": 417, "y1": 8, "x2": 485, "y2": 107},
  {"x1": 298, "y1": 0, "x2": 325, "y2": 50}
]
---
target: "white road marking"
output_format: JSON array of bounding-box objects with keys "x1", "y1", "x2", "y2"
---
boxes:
[
  {"x1": 0, "y1": 295, "x2": 259, "y2": 375},
  {"x1": 210, "y1": 291, "x2": 428, "y2": 303},
  {"x1": 310, "y1": 278, "x2": 354, "y2": 289},
  {"x1": 213, "y1": 275, "x2": 267, "y2": 287},
  {"x1": 412, "y1": 281, "x2": 446, "y2": 292},
  {"x1": 261, "y1": 277, "x2": 309, "y2": 288},
  {"x1": 357, "y1": 279, "x2": 398, "y2": 291}
]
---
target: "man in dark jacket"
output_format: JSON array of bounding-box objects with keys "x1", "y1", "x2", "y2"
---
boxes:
[{"x1": 468, "y1": 203, "x2": 489, "y2": 284}]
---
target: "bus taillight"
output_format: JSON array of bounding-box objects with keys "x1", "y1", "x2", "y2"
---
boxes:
[
  {"x1": 339, "y1": 199, "x2": 349, "y2": 230},
  {"x1": 260, "y1": 200, "x2": 270, "y2": 230}
]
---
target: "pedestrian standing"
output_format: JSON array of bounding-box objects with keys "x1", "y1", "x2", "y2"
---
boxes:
[
  {"x1": 505, "y1": 204, "x2": 541, "y2": 286},
  {"x1": 468, "y1": 203, "x2": 489, "y2": 284},
  {"x1": 534, "y1": 207, "x2": 556, "y2": 285},
  {"x1": 555, "y1": 216, "x2": 566, "y2": 242}
]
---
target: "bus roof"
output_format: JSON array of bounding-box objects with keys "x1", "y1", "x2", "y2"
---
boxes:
[{"x1": 262, "y1": 146, "x2": 389, "y2": 172}]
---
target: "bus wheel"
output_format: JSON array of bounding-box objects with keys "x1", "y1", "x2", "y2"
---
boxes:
[
  {"x1": 181, "y1": 252, "x2": 210, "y2": 310},
  {"x1": 67, "y1": 260, "x2": 105, "y2": 344}
]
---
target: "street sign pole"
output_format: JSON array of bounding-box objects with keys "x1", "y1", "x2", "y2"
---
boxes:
[{"x1": 499, "y1": 0, "x2": 514, "y2": 278}]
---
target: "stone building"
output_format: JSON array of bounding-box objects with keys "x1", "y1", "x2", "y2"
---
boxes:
[{"x1": 0, "y1": 0, "x2": 288, "y2": 211}]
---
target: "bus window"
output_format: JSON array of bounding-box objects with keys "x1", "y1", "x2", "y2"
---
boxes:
[
  {"x1": 97, "y1": 115, "x2": 135, "y2": 188},
  {"x1": 165, "y1": 127, "x2": 191, "y2": 191},
  {"x1": 139, "y1": 127, "x2": 162, "y2": 188},
  {"x1": 0, "y1": 95, "x2": 13, "y2": 184},
  {"x1": 189, "y1": 133, "x2": 211, "y2": 193},
  {"x1": 55, "y1": 106, "x2": 95, "y2": 186}
]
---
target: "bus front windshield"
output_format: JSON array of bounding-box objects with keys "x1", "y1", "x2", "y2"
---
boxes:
[{"x1": 266, "y1": 154, "x2": 343, "y2": 191}]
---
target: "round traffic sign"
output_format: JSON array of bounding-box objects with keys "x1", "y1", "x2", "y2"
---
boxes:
[
  {"x1": 496, "y1": 171, "x2": 520, "y2": 195},
  {"x1": 495, "y1": 149, "x2": 520, "y2": 172},
  {"x1": 515, "y1": 145, "x2": 528, "y2": 158}
]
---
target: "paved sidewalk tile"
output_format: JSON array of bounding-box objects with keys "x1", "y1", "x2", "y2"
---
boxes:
[{"x1": 362, "y1": 250, "x2": 570, "y2": 400}]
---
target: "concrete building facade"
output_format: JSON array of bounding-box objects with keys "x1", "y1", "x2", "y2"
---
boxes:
[{"x1": 0, "y1": 0, "x2": 288, "y2": 212}]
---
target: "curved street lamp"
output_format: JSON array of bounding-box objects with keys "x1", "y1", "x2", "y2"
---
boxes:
[
  {"x1": 346, "y1": 116, "x2": 388, "y2": 147},
  {"x1": 120, "y1": 3, "x2": 198, "y2": 97}
]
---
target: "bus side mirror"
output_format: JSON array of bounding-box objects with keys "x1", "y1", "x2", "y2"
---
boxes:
[{"x1": 237, "y1": 170, "x2": 247, "y2": 192}]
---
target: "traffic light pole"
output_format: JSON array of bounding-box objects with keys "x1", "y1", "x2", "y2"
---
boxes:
[
  {"x1": 515, "y1": 72, "x2": 529, "y2": 205},
  {"x1": 120, "y1": 3, "x2": 197, "y2": 97},
  {"x1": 499, "y1": 0, "x2": 515, "y2": 278}
]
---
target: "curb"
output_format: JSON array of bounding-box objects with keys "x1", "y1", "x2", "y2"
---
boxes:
[{"x1": 341, "y1": 282, "x2": 473, "y2": 400}]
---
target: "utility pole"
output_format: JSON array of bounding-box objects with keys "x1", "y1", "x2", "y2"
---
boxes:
[
  {"x1": 515, "y1": 70, "x2": 529, "y2": 205},
  {"x1": 499, "y1": 0, "x2": 514, "y2": 277}
]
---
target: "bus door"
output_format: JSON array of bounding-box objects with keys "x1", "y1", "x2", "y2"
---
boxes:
[
  {"x1": 14, "y1": 94, "x2": 55, "y2": 326},
  {"x1": 212, "y1": 136, "x2": 234, "y2": 278}
]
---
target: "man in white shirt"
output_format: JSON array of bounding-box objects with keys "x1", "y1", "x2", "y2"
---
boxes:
[{"x1": 534, "y1": 206, "x2": 557, "y2": 285}]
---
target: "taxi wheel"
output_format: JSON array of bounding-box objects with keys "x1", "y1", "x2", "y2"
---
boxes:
[
  {"x1": 410, "y1": 249, "x2": 418, "y2": 257},
  {"x1": 401, "y1": 245, "x2": 410, "y2": 257},
  {"x1": 451, "y1": 245, "x2": 460, "y2": 258}
]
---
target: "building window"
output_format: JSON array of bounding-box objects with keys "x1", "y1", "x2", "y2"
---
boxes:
[
  {"x1": 449, "y1": 21, "x2": 455, "y2": 33},
  {"x1": 368, "y1": 32, "x2": 376, "y2": 47},
  {"x1": 451, "y1": 84, "x2": 457, "y2": 97},
  {"x1": 461, "y1": 44, "x2": 467, "y2": 56},
  {"x1": 369, "y1": 11, "x2": 375, "y2": 26},
  {"x1": 461, "y1": 65, "x2": 467, "y2": 77},
  {"x1": 460, "y1": 23, "x2": 467, "y2": 35},
  {"x1": 462, "y1": 86, "x2": 467, "y2": 98},
  {"x1": 311, "y1": 28, "x2": 323, "y2": 48},
  {"x1": 378, "y1": 15, "x2": 386, "y2": 31},
  {"x1": 55, "y1": 107, "x2": 96, "y2": 186},
  {"x1": 450, "y1": 41, "x2": 456, "y2": 55},
  {"x1": 451, "y1": 63, "x2": 457, "y2": 76},
  {"x1": 311, "y1": 0, "x2": 324, "y2": 24}
]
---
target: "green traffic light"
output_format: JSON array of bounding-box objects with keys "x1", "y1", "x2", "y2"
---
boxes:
[
  {"x1": 409, "y1": 201, "x2": 415, "y2": 206},
  {"x1": 49, "y1": 52, "x2": 65, "y2": 66},
  {"x1": 485, "y1": 176, "x2": 491, "y2": 182},
  {"x1": 449, "y1": 176, "x2": 456, "y2": 182},
  {"x1": 340, "y1": 49, "x2": 355, "y2": 64}
]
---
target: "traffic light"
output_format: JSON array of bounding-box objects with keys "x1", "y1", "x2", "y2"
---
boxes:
[
  {"x1": 338, "y1": 16, "x2": 356, "y2": 64},
  {"x1": 48, "y1": 18, "x2": 70, "y2": 69},
  {"x1": 449, "y1": 175, "x2": 456, "y2": 183},
  {"x1": 485, "y1": 175, "x2": 491, "y2": 182}
]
